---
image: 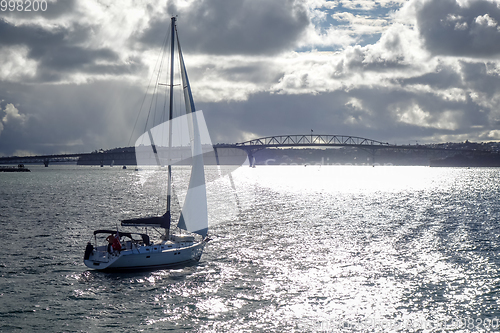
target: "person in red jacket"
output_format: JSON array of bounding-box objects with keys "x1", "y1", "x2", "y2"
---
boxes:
[{"x1": 106, "y1": 233, "x2": 122, "y2": 254}]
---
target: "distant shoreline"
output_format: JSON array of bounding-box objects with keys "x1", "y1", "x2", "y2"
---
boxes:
[{"x1": 75, "y1": 145, "x2": 500, "y2": 168}]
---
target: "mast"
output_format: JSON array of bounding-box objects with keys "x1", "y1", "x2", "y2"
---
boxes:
[
  {"x1": 122, "y1": 16, "x2": 209, "y2": 235},
  {"x1": 165, "y1": 16, "x2": 176, "y2": 232}
]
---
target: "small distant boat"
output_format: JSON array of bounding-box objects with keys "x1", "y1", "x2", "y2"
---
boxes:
[
  {"x1": 84, "y1": 17, "x2": 210, "y2": 271},
  {"x1": 0, "y1": 164, "x2": 30, "y2": 172}
]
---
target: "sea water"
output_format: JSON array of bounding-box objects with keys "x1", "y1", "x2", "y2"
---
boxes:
[{"x1": 0, "y1": 165, "x2": 499, "y2": 332}]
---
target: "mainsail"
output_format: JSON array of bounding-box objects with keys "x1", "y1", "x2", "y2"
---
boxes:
[
  {"x1": 176, "y1": 29, "x2": 208, "y2": 237},
  {"x1": 177, "y1": 111, "x2": 209, "y2": 237},
  {"x1": 123, "y1": 18, "x2": 211, "y2": 237}
]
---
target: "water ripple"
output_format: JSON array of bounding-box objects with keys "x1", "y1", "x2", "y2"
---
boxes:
[{"x1": 1, "y1": 166, "x2": 500, "y2": 331}]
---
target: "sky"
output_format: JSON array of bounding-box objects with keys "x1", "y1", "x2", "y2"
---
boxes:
[{"x1": 1, "y1": 0, "x2": 500, "y2": 156}]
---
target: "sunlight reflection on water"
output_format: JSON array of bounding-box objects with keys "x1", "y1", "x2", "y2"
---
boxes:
[
  {"x1": 1, "y1": 165, "x2": 500, "y2": 331},
  {"x1": 198, "y1": 166, "x2": 500, "y2": 331}
]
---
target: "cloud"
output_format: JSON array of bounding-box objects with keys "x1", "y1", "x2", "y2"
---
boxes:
[
  {"x1": 0, "y1": 45, "x2": 37, "y2": 81},
  {"x1": 2, "y1": 103, "x2": 26, "y2": 124},
  {"x1": 416, "y1": 0, "x2": 500, "y2": 57},
  {"x1": 0, "y1": 13, "x2": 146, "y2": 83},
  {"x1": 332, "y1": 12, "x2": 390, "y2": 35},
  {"x1": 0, "y1": 103, "x2": 26, "y2": 139},
  {"x1": 323, "y1": 0, "x2": 407, "y2": 11},
  {"x1": 270, "y1": 20, "x2": 429, "y2": 96},
  {"x1": 1, "y1": 0, "x2": 500, "y2": 157},
  {"x1": 141, "y1": 0, "x2": 310, "y2": 55}
]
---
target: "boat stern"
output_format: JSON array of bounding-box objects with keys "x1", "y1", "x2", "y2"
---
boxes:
[{"x1": 83, "y1": 245, "x2": 120, "y2": 270}]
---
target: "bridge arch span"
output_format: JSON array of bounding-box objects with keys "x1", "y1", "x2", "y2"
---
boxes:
[{"x1": 234, "y1": 134, "x2": 390, "y2": 148}]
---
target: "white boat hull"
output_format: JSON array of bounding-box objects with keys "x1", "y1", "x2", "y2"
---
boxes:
[{"x1": 84, "y1": 240, "x2": 205, "y2": 271}]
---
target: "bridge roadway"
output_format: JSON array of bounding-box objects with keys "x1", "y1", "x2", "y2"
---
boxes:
[
  {"x1": 219, "y1": 134, "x2": 390, "y2": 149},
  {"x1": 216, "y1": 134, "x2": 476, "y2": 152},
  {"x1": 0, "y1": 152, "x2": 94, "y2": 166},
  {"x1": 0, "y1": 134, "x2": 480, "y2": 166}
]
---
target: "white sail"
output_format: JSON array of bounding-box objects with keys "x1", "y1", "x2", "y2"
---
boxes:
[
  {"x1": 175, "y1": 35, "x2": 209, "y2": 237},
  {"x1": 177, "y1": 111, "x2": 209, "y2": 237}
]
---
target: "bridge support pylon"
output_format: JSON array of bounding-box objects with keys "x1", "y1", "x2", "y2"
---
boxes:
[
  {"x1": 213, "y1": 147, "x2": 220, "y2": 166},
  {"x1": 247, "y1": 150, "x2": 255, "y2": 167}
]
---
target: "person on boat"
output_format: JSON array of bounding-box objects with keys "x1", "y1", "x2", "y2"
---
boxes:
[
  {"x1": 106, "y1": 234, "x2": 114, "y2": 253},
  {"x1": 106, "y1": 234, "x2": 122, "y2": 254}
]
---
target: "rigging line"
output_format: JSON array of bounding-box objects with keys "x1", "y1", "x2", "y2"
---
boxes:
[
  {"x1": 151, "y1": 35, "x2": 169, "y2": 133},
  {"x1": 175, "y1": 38, "x2": 183, "y2": 119},
  {"x1": 151, "y1": 25, "x2": 173, "y2": 132},
  {"x1": 161, "y1": 38, "x2": 173, "y2": 125},
  {"x1": 175, "y1": 50, "x2": 185, "y2": 159},
  {"x1": 127, "y1": 25, "x2": 172, "y2": 147},
  {"x1": 144, "y1": 80, "x2": 157, "y2": 136},
  {"x1": 156, "y1": 34, "x2": 173, "y2": 162}
]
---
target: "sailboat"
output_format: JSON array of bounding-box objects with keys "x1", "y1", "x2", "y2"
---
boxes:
[{"x1": 84, "y1": 17, "x2": 211, "y2": 271}]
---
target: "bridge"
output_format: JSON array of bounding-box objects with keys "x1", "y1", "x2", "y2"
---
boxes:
[
  {"x1": 214, "y1": 134, "x2": 392, "y2": 166},
  {"x1": 225, "y1": 134, "x2": 390, "y2": 148},
  {"x1": 0, "y1": 134, "x2": 487, "y2": 167},
  {"x1": 0, "y1": 152, "x2": 92, "y2": 167},
  {"x1": 215, "y1": 134, "x2": 479, "y2": 166}
]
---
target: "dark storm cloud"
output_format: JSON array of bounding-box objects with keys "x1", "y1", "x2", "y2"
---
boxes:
[
  {"x1": 0, "y1": 18, "x2": 116, "y2": 66},
  {"x1": 217, "y1": 64, "x2": 282, "y2": 84},
  {"x1": 0, "y1": 19, "x2": 144, "y2": 82},
  {"x1": 0, "y1": 17, "x2": 66, "y2": 46},
  {"x1": 416, "y1": 0, "x2": 500, "y2": 57},
  {"x1": 199, "y1": 79, "x2": 493, "y2": 146},
  {"x1": 141, "y1": 0, "x2": 309, "y2": 55},
  {"x1": 397, "y1": 64, "x2": 464, "y2": 90},
  {"x1": 200, "y1": 91, "x2": 400, "y2": 144},
  {"x1": 460, "y1": 61, "x2": 500, "y2": 98},
  {"x1": 397, "y1": 59, "x2": 500, "y2": 104}
]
